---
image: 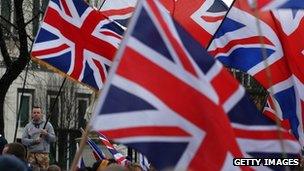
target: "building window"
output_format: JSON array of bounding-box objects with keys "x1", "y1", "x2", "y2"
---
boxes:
[
  {"x1": 32, "y1": 0, "x2": 40, "y2": 36},
  {"x1": 76, "y1": 93, "x2": 90, "y2": 129},
  {"x1": 47, "y1": 91, "x2": 61, "y2": 129},
  {"x1": 17, "y1": 89, "x2": 34, "y2": 127},
  {"x1": 1, "y1": 0, "x2": 11, "y2": 36}
]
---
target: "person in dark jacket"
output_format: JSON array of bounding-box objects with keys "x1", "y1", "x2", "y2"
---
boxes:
[
  {"x1": 2, "y1": 142, "x2": 32, "y2": 171},
  {"x1": 0, "y1": 155, "x2": 27, "y2": 171},
  {"x1": 0, "y1": 134, "x2": 7, "y2": 154}
]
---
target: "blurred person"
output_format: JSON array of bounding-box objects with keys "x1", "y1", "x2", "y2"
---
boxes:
[
  {"x1": 0, "y1": 155, "x2": 27, "y2": 171},
  {"x1": 2, "y1": 142, "x2": 26, "y2": 160},
  {"x1": 102, "y1": 163, "x2": 129, "y2": 171},
  {"x1": 92, "y1": 159, "x2": 117, "y2": 171},
  {"x1": 127, "y1": 163, "x2": 143, "y2": 171},
  {"x1": 47, "y1": 164, "x2": 61, "y2": 171},
  {"x1": 2, "y1": 142, "x2": 33, "y2": 171},
  {"x1": 22, "y1": 106, "x2": 56, "y2": 169},
  {"x1": 0, "y1": 134, "x2": 7, "y2": 154}
]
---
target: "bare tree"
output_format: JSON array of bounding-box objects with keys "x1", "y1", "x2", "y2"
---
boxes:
[{"x1": 0, "y1": 0, "x2": 35, "y2": 135}]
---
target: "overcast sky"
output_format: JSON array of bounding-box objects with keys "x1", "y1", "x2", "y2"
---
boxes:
[{"x1": 222, "y1": 0, "x2": 233, "y2": 6}]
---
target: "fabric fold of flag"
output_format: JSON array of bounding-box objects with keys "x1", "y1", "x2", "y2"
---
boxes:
[
  {"x1": 209, "y1": 0, "x2": 304, "y2": 146},
  {"x1": 87, "y1": 138, "x2": 106, "y2": 160},
  {"x1": 90, "y1": 0, "x2": 300, "y2": 170},
  {"x1": 97, "y1": 131, "x2": 129, "y2": 165},
  {"x1": 99, "y1": 0, "x2": 137, "y2": 27}
]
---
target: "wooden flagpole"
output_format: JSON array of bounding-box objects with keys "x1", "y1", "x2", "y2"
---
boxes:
[
  {"x1": 70, "y1": 92, "x2": 98, "y2": 171},
  {"x1": 70, "y1": 124, "x2": 91, "y2": 171},
  {"x1": 208, "y1": 0, "x2": 288, "y2": 158},
  {"x1": 251, "y1": 0, "x2": 287, "y2": 158}
]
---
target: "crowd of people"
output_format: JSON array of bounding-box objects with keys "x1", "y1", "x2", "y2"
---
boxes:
[
  {"x1": 0, "y1": 106, "x2": 153, "y2": 171},
  {"x1": 0, "y1": 140, "x2": 61, "y2": 171},
  {"x1": 0, "y1": 141, "x2": 152, "y2": 171},
  {"x1": 78, "y1": 158, "x2": 153, "y2": 171}
]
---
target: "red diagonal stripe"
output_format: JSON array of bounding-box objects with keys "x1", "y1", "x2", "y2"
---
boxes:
[
  {"x1": 31, "y1": 44, "x2": 69, "y2": 57},
  {"x1": 211, "y1": 68, "x2": 240, "y2": 106},
  {"x1": 60, "y1": 0, "x2": 72, "y2": 17},
  {"x1": 234, "y1": 128, "x2": 295, "y2": 140},
  {"x1": 201, "y1": 15, "x2": 225, "y2": 22},
  {"x1": 254, "y1": 57, "x2": 291, "y2": 89},
  {"x1": 208, "y1": 36, "x2": 274, "y2": 57},
  {"x1": 101, "y1": 126, "x2": 191, "y2": 139},
  {"x1": 100, "y1": 30, "x2": 122, "y2": 40},
  {"x1": 102, "y1": 7, "x2": 135, "y2": 17},
  {"x1": 93, "y1": 59, "x2": 106, "y2": 82}
]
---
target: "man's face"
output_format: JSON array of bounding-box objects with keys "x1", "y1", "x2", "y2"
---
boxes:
[{"x1": 32, "y1": 107, "x2": 42, "y2": 122}]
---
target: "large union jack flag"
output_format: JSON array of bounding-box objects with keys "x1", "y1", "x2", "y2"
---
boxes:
[
  {"x1": 209, "y1": 0, "x2": 304, "y2": 145},
  {"x1": 159, "y1": 0, "x2": 227, "y2": 47},
  {"x1": 90, "y1": 0, "x2": 300, "y2": 170},
  {"x1": 31, "y1": 0, "x2": 124, "y2": 90}
]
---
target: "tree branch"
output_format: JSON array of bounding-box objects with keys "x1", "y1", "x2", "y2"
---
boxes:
[
  {"x1": 0, "y1": 26, "x2": 12, "y2": 67},
  {"x1": 14, "y1": 0, "x2": 29, "y2": 63},
  {"x1": 25, "y1": 9, "x2": 43, "y2": 26},
  {"x1": 0, "y1": 15, "x2": 18, "y2": 30}
]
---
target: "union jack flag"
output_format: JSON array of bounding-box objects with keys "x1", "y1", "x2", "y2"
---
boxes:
[
  {"x1": 97, "y1": 131, "x2": 128, "y2": 165},
  {"x1": 90, "y1": 0, "x2": 300, "y2": 170},
  {"x1": 31, "y1": 0, "x2": 124, "y2": 90},
  {"x1": 99, "y1": 0, "x2": 137, "y2": 27},
  {"x1": 247, "y1": 0, "x2": 304, "y2": 10},
  {"x1": 209, "y1": 0, "x2": 304, "y2": 145},
  {"x1": 87, "y1": 137, "x2": 106, "y2": 160},
  {"x1": 159, "y1": 0, "x2": 228, "y2": 47}
]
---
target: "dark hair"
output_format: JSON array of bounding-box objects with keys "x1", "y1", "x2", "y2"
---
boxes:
[
  {"x1": 0, "y1": 155, "x2": 27, "y2": 171},
  {"x1": 5, "y1": 143, "x2": 26, "y2": 161},
  {"x1": 0, "y1": 135, "x2": 7, "y2": 154},
  {"x1": 32, "y1": 106, "x2": 41, "y2": 109},
  {"x1": 47, "y1": 164, "x2": 61, "y2": 171}
]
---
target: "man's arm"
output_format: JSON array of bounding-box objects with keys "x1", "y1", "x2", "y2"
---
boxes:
[{"x1": 21, "y1": 124, "x2": 35, "y2": 146}]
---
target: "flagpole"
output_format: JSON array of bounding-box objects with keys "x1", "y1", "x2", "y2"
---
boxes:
[
  {"x1": 42, "y1": 77, "x2": 66, "y2": 129},
  {"x1": 13, "y1": 28, "x2": 38, "y2": 141},
  {"x1": 205, "y1": 0, "x2": 236, "y2": 49},
  {"x1": 207, "y1": 0, "x2": 288, "y2": 157},
  {"x1": 98, "y1": 0, "x2": 107, "y2": 10},
  {"x1": 70, "y1": 124, "x2": 91, "y2": 171},
  {"x1": 251, "y1": 0, "x2": 287, "y2": 158},
  {"x1": 13, "y1": 62, "x2": 30, "y2": 142},
  {"x1": 70, "y1": 92, "x2": 98, "y2": 171}
]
